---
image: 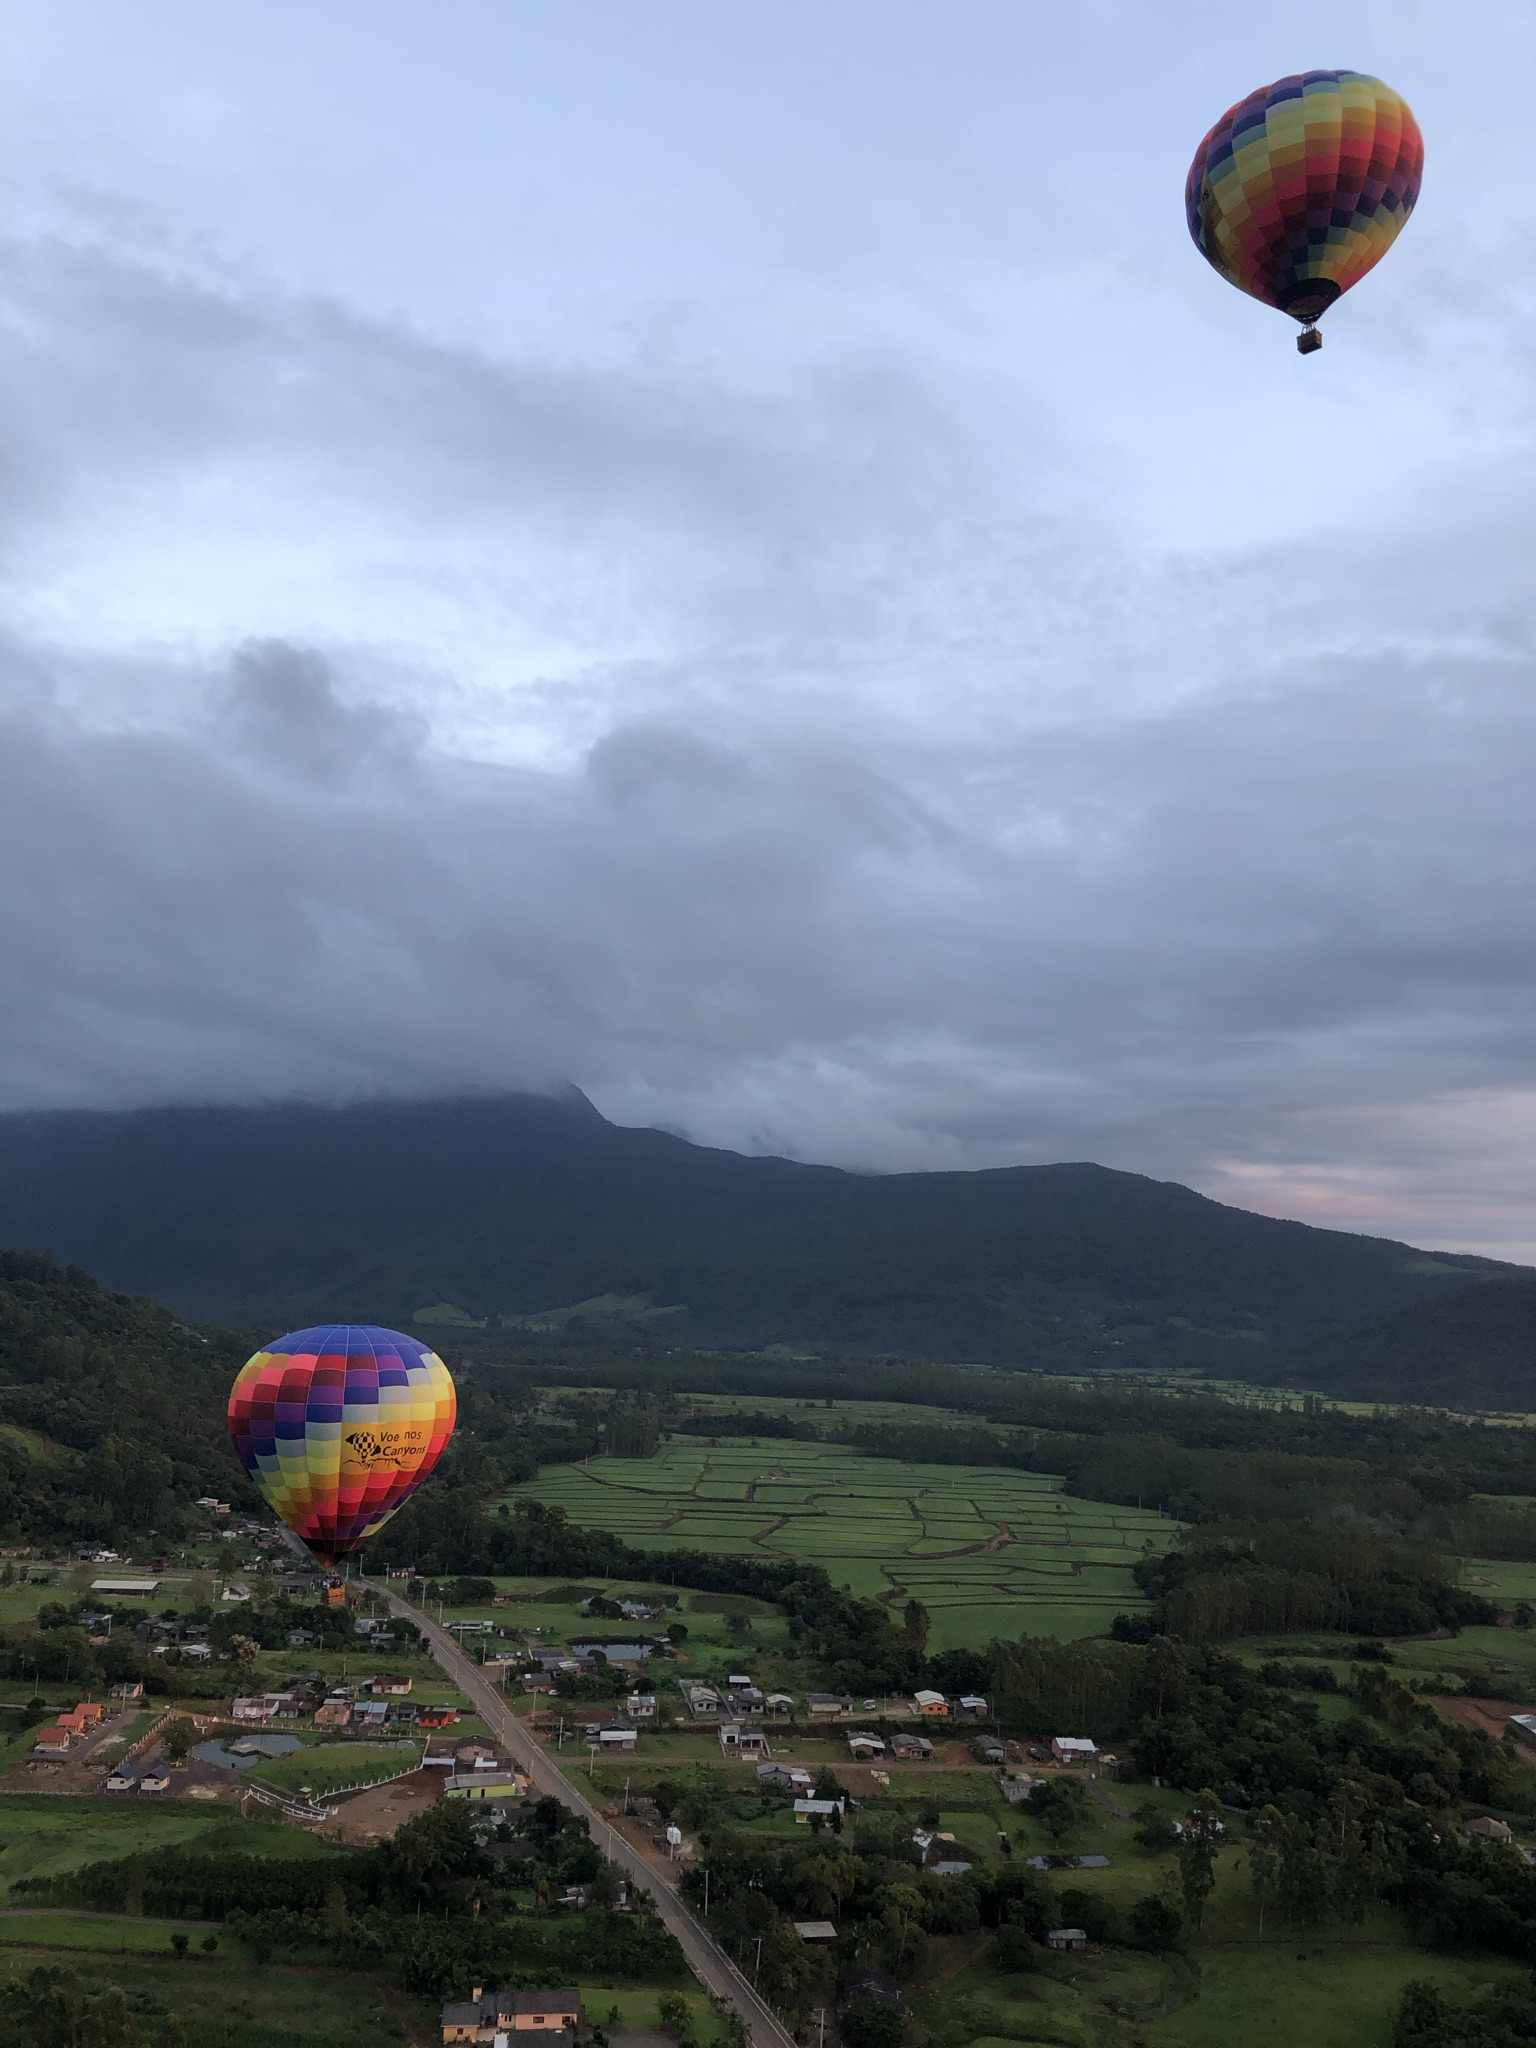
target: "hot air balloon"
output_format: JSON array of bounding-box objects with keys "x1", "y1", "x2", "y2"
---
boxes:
[
  {"x1": 227, "y1": 1324, "x2": 456, "y2": 1564},
  {"x1": 1186, "y1": 70, "x2": 1423, "y2": 354}
]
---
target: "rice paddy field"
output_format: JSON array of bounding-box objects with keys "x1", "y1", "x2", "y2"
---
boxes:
[{"x1": 504, "y1": 1439, "x2": 1177, "y2": 1647}]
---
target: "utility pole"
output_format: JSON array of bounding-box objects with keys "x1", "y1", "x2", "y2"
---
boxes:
[
  {"x1": 753, "y1": 1936, "x2": 763, "y2": 1982},
  {"x1": 703, "y1": 1865, "x2": 710, "y2": 1917}
]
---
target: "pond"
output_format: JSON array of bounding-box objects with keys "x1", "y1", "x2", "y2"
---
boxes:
[{"x1": 191, "y1": 1734, "x2": 304, "y2": 1771}]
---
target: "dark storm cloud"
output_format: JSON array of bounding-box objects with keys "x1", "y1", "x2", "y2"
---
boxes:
[{"x1": 1, "y1": 136, "x2": 1535, "y2": 1254}]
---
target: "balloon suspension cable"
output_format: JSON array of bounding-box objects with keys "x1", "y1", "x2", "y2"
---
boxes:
[{"x1": 1297, "y1": 322, "x2": 1323, "y2": 357}]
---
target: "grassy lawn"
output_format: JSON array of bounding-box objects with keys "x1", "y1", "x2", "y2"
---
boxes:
[
  {"x1": 0, "y1": 1943, "x2": 430, "y2": 2046},
  {"x1": 0, "y1": 1909, "x2": 217, "y2": 1952},
  {"x1": 501, "y1": 1441, "x2": 1176, "y2": 1649},
  {"x1": 930, "y1": 1936, "x2": 1525, "y2": 2048},
  {"x1": 0, "y1": 1801, "x2": 345, "y2": 1894},
  {"x1": 252, "y1": 1741, "x2": 421, "y2": 1797},
  {"x1": 1232, "y1": 1624, "x2": 1536, "y2": 1699}
]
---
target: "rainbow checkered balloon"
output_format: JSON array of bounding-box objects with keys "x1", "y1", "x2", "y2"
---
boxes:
[
  {"x1": 1186, "y1": 71, "x2": 1423, "y2": 336},
  {"x1": 228, "y1": 1325, "x2": 457, "y2": 1562}
]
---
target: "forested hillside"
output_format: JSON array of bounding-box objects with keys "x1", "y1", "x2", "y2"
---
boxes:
[
  {"x1": 0, "y1": 1090, "x2": 1514, "y2": 1381},
  {"x1": 0, "y1": 1250, "x2": 248, "y2": 1548}
]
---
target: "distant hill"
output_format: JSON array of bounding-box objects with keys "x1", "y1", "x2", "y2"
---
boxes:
[
  {"x1": 0, "y1": 1249, "x2": 246, "y2": 1546},
  {"x1": 0, "y1": 1090, "x2": 1513, "y2": 1380},
  {"x1": 1299, "y1": 1276, "x2": 1536, "y2": 1409}
]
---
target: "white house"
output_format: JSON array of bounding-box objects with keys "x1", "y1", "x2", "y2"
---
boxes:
[
  {"x1": 794, "y1": 1797, "x2": 845, "y2": 1824},
  {"x1": 597, "y1": 1727, "x2": 637, "y2": 1752},
  {"x1": 847, "y1": 1732, "x2": 885, "y2": 1758},
  {"x1": 719, "y1": 1722, "x2": 768, "y2": 1756},
  {"x1": 958, "y1": 1695, "x2": 988, "y2": 1717},
  {"x1": 624, "y1": 1691, "x2": 658, "y2": 1721},
  {"x1": 1051, "y1": 1737, "x2": 1097, "y2": 1765}
]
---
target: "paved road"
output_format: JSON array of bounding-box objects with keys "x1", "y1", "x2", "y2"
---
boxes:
[{"x1": 374, "y1": 1584, "x2": 799, "y2": 2048}]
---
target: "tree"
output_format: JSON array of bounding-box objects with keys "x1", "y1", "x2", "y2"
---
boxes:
[
  {"x1": 666, "y1": 1623, "x2": 689, "y2": 1645},
  {"x1": 1028, "y1": 1778, "x2": 1090, "y2": 1846},
  {"x1": 200, "y1": 1935, "x2": 218, "y2": 1954},
  {"x1": 992, "y1": 1923, "x2": 1039, "y2": 1972},
  {"x1": 1514, "y1": 1602, "x2": 1533, "y2": 1631},
  {"x1": 839, "y1": 1994, "x2": 906, "y2": 2048},
  {"x1": 1128, "y1": 1893, "x2": 1182, "y2": 1951},
  {"x1": 1246, "y1": 1810, "x2": 1282, "y2": 1943},
  {"x1": 169, "y1": 1933, "x2": 189, "y2": 1959},
  {"x1": 902, "y1": 1600, "x2": 930, "y2": 1653},
  {"x1": 1176, "y1": 1794, "x2": 1223, "y2": 1937},
  {"x1": 160, "y1": 1717, "x2": 196, "y2": 1762},
  {"x1": 656, "y1": 1991, "x2": 691, "y2": 2041}
]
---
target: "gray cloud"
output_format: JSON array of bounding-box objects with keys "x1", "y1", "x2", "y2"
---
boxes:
[{"x1": 1, "y1": 17, "x2": 1535, "y2": 1259}]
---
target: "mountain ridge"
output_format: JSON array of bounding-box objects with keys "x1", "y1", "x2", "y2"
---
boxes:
[{"x1": 0, "y1": 1089, "x2": 1517, "y2": 1384}]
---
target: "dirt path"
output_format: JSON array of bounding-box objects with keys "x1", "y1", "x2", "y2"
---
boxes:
[{"x1": 1086, "y1": 1775, "x2": 1135, "y2": 1822}]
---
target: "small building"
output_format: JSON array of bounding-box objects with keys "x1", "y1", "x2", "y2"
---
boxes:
[
  {"x1": 440, "y1": 1986, "x2": 584, "y2": 2044},
  {"x1": 913, "y1": 1690, "x2": 949, "y2": 1718},
  {"x1": 597, "y1": 1726, "x2": 637, "y2": 1752},
  {"x1": 104, "y1": 1768, "x2": 138, "y2": 1793},
  {"x1": 1469, "y1": 1816, "x2": 1515, "y2": 1843},
  {"x1": 232, "y1": 1696, "x2": 281, "y2": 1725},
  {"x1": 793, "y1": 1921, "x2": 838, "y2": 1943},
  {"x1": 139, "y1": 1771, "x2": 171, "y2": 1794},
  {"x1": 719, "y1": 1722, "x2": 768, "y2": 1756},
  {"x1": 445, "y1": 1771, "x2": 528, "y2": 1802},
  {"x1": 681, "y1": 1683, "x2": 721, "y2": 1719},
  {"x1": 455, "y1": 1742, "x2": 498, "y2": 1768},
  {"x1": 423, "y1": 1750, "x2": 456, "y2": 1770},
  {"x1": 892, "y1": 1733, "x2": 933, "y2": 1761},
  {"x1": 1051, "y1": 1737, "x2": 1097, "y2": 1766},
  {"x1": 958, "y1": 1695, "x2": 989, "y2": 1717},
  {"x1": 932, "y1": 1859, "x2": 975, "y2": 1879},
  {"x1": 371, "y1": 1676, "x2": 414, "y2": 1697},
  {"x1": 1047, "y1": 1927, "x2": 1088, "y2": 1953},
  {"x1": 109, "y1": 1682, "x2": 144, "y2": 1703},
  {"x1": 220, "y1": 1583, "x2": 252, "y2": 1603},
  {"x1": 727, "y1": 1674, "x2": 754, "y2": 1691},
  {"x1": 179, "y1": 1643, "x2": 213, "y2": 1663},
  {"x1": 91, "y1": 1578, "x2": 161, "y2": 1596},
  {"x1": 729, "y1": 1686, "x2": 766, "y2": 1716},
  {"x1": 806, "y1": 1693, "x2": 849, "y2": 1718},
  {"x1": 757, "y1": 1762, "x2": 812, "y2": 1793},
  {"x1": 975, "y1": 1738, "x2": 1006, "y2": 1765},
  {"x1": 314, "y1": 1702, "x2": 351, "y2": 1730},
  {"x1": 847, "y1": 1732, "x2": 885, "y2": 1758},
  {"x1": 1507, "y1": 1713, "x2": 1536, "y2": 1749},
  {"x1": 419, "y1": 1707, "x2": 461, "y2": 1729},
  {"x1": 765, "y1": 1692, "x2": 795, "y2": 1715},
  {"x1": 624, "y1": 1691, "x2": 658, "y2": 1721},
  {"x1": 33, "y1": 1726, "x2": 71, "y2": 1753},
  {"x1": 793, "y1": 1797, "x2": 845, "y2": 1824}
]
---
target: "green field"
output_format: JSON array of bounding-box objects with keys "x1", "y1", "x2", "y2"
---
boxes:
[
  {"x1": 503, "y1": 1441, "x2": 1177, "y2": 1646},
  {"x1": 252, "y1": 1740, "x2": 422, "y2": 1797},
  {"x1": 0, "y1": 1800, "x2": 344, "y2": 1895}
]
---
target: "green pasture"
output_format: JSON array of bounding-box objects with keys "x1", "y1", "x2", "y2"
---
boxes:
[
  {"x1": 0, "y1": 1800, "x2": 343, "y2": 1895},
  {"x1": 0, "y1": 1908, "x2": 217, "y2": 1953},
  {"x1": 932, "y1": 1937, "x2": 1523, "y2": 2048},
  {"x1": 501, "y1": 1440, "x2": 1177, "y2": 1648},
  {"x1": 0, "y1": 1940, "x2": 428, "y2": 2045},
  {"x1": 252, "y1": 1740, "x2": 421, "y2": 1797}
]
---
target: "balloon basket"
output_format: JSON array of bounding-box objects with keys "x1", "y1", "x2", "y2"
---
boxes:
[{"x1": 1297, "y1": 327, "x2": 1323, "y2": 356}]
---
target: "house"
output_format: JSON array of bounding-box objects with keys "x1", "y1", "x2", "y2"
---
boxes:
[
  {"x1": 757, "y1": 1762, "x2": 813, "y2": 1793},
  {"x1": 892, "y1": 1733, "x2": 933, "y2": 1761},
  {"x1": 718, "y1": 1722, "x2": 768, "y2": 1756},
  {"x1": 314, "y1": 1702, "x2": 352, "y2": 1730},
  {"x1": 139, "y1": 1771, "x2": 171, "y2": 1794},
  {"x1": 1001, "y1": 1774, "x2": 1040, "y2": 1804},
  {"x1": 109, "y1": 1682, "x2": 144, "y2": 1703},
  {"x1": 793, "y1": 1921, "x2": 838, "y2": 1942},
  {"x1": 618, "y1": 1599, "x2": 657, "y2": 1622},
  {"x1": 958, "y1": 1695, "x2": 989, "y2": 1717},
  {"x1": 597, "y1": 1726, "x2": 637, "y2": 1752},
  {"x1": 232, "y1": 1696, "x2": 281, "y2": 1725},
  {"x1": 913, "y1": 1690, "x2": 949, "y2": 1718},
  {"x1": 91, "y1": 1578, "x2": 161, "y2": 1596},
  {"x1": 1047, "y1": 1928, "x2": 1088, "y2": 1952},
  {"x1": 74, "y1": 1702, "x2": 105, "y2": 1727},
  {"x1": 220, "y1": 1583, "x2": 252, "y2": 1603},
  {"x1": 366, "y1": 1675, "x2": 413, "y2": 1697},
  {"x1": 681, "y1": 1683, "x2": 721, "y2": 1719},
  {"x1": 440, "y1": 1986, "x2": 584, "y2": 2044},
  {"x1": 445, "y1": 1772, "x2": 528, "y2": 1801},
  {"x1": 33, "y1": 1726, "x2": 71, "y2": 1753},
  {"x1": 179, "y1": 1643, "x2": 213, "y2": 1663},
  {"x1": 104, "y1": 1768, "x2": 138, "y2": 1792},
  {"x1": 932, "y1": 1859, "x2": 975, "y2": 1878},
  {"x1": 1051, "y1": 1737, "x2": 1098, "y2": 1766},
  {"x1": 418, "y1": 1707, "x2": 461, "y2": 1729},
  {"x1": 624, "y1": 1691, "x2": 658, "y2": 1721},
  {"x1": 975, "y1": 1738, "x2": 1006, "y2": 1765},
  {"x1": 455, "y1": 1743, "x2": 498, "y2": 1768},
  {"x1": 728, "y1": 1686, "x2": 766, "y2": 1716},
  {"x1": 793, "y1": 1798, "x2": 845, "y2": 1824},
  {"x1": 423, "y1": 1750, "x2": 457, "y2": 1770},
  {"x1": 847, "y1": 1732, "x2": 885, "y2": 1758},
  {"x1": 807, "y1": 1693, "x2": 849, "y2": 1718},
  {"x1": 1508, "y1": 1714, "x2": 1536, "y2": 1748},
  {"x1": 727, "y1": 1674, "x2": 754, "y2": 1691},
  {"x1": 1469, "y1": 1816, "x2": 1515, "y2": 1843},
  {"x1": 765, "y1": 1692, "x2": 795, "y2": 1715}
]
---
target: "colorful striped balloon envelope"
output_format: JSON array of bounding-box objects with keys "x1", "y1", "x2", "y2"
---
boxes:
[
  {"x1": 1186, "y1": 71, "x2": 1423, "y2": 351},
  {"x1": 228, "y1": 1324, "x2": 457, "y2": 1562}
]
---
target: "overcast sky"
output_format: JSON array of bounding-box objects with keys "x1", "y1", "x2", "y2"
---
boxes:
[{"x1": 3, "y1": 1, "x2": 1536, "y2": 1256}]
